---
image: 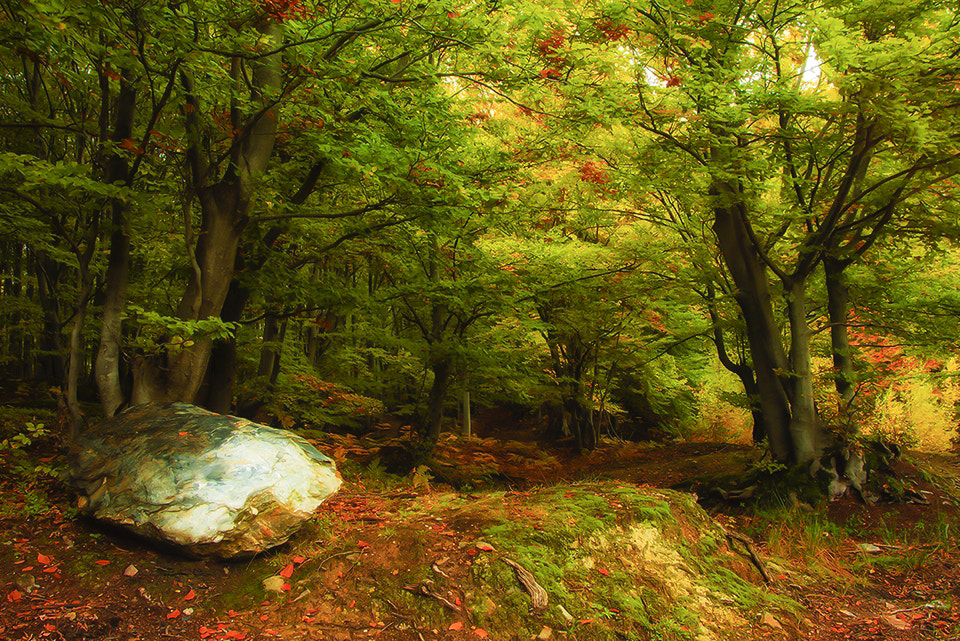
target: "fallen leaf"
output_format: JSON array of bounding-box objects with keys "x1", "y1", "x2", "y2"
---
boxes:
[
  {"x1": 42, "y1": 566, "x2": 58, "y2": 574},
  {"x1": 167, "y1": 609, "x2": 181, "y2": 619},
  {"x1": 448, "y1": 622, "x2": 463, "y2": 631},
  {"x1": 475, "y1": 542, "x2": 496, "y2": 552},
  {"x1": 37, "y1": 553, "x2": 51, "y2": 565},
  {"x1": 292, "y1": 555, "x2": 306, "y2": 564},
  {"x1": 597, "y1": 568, "x2": 610, "y2": 576},
  {"x1": 94, "y1": 560, "x2": 110, "y2": 566},
  {"x1": 7, "y1": 590, "x2": 21, "y2": 602},
  {"x1": 44, "y1": 624, "x2": 56, "y2": 632},
  {"x1": 178, "y1": 431, "x2": 189, "y2": 437},
  {"x1": 123, "y1": 565, "x2": 139, "y2": 577},
  {"x1": 184, "y1": 589, "x2": 196, "y2": 601},
  {"x1": 881, "y1": 614, "x2": 910, "y2": 631},
  {"x1": 279, "y1": 563, "x2": 294, "y2": 578},
  {"x1": 224, "y1": 630, "x2": 246, "y2": 640},
  {"x1": 357, "y1": 541, "x2": 370, "y2": 548},
  {"x1": 475, "y1": 629, "x2": 488, "y2": 638},
  {"x1": 281, "y1": 583, "x2": 291, "y2": 592},
  {"x1": 260, "y1": 615, "x2": 268, "y2": 621}
]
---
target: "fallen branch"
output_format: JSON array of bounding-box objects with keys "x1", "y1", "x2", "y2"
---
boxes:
[
  {"x1": 725, "y1": 532, "x2": 772, "y2": 584},
  {"x1": 403, "y1": 582, "x2": 462, "y2": 612},
  {"x1": 503, "y1": 558, "x2": 548, "y2": 611}
]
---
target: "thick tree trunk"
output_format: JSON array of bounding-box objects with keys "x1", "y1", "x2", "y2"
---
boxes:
[
  {"x1": 202, "y1": 276, "x2": 250, "y2": 414},
  {"x1": 713, "y1": 205, "x2": 795, "y2": 461}
]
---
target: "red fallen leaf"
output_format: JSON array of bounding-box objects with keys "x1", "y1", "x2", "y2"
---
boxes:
[
  {"x1": 259, "y1": 615, "x2": 268, "y2": 621},
  {"x1": 564, "y1": 492, "x2": 575, "y2": 498},
  {"x1": 178, "y1": 431, "x2": 188, "y2": 437},
  {"x1": 21, "y1": 566, "x2": 33, "y2": 572},
  {"x1": 43, "y1": 566, "x2": 59, "y2": 573},
  {"x1": 579, "y1": 619, "x2": 595, "y2": 624},
  {"x1": 467, "y1": 548, "x2": 478, "y2": 556},
  {"x1": 292, "y1": 555, "x2": 305, "y2": 564},
  {"x1": 184, "y1": 589, "x2": 196, "y2": 601},
  {"x1": 357, "y1": 540, "x2": 370, "y2": 548},
  {"x1": 448, "y1": 622, "x2": 463, "y2": 631},
  {"x1": 167, "y1": 609, "x2": 181, "y2": 619},
  {"x1": 348, "y1": 600, "x2": 356, "y2": 609},
  {"x1": 597, "y1": 568, "x2": 610, "y2": 576},
  {"x1": 199, "y1": 626, "x2": 215, "y2": 638},
  {"x1": 279, "y1": 563, "x2": 294, "y2": 578},
  {"x1": 302, "y1": 616, "x2": 315, "y2": 623},
  {"x1": 37, "y1": 553, "x2": 51, "y2": 565},
  {"x1": 281, "y1": 583, "x2": 291, "y2": 592},
  {"x1": 224, "y1": 631, "x2": 246, "y2": 640},
  {"x1": 95, "y1": 560, "x2": 110, "y2": 566},
  {"x1": 44, "y1": 624, "x2": 56, "y2": 632},
  {"x1": 228, "y1": 610, "x2": 238, "y2": 618},
  {"x1": 476, "y1": 542, "x2": 495, "y2": 552},
  {"x1": 7, "y1": 590, "x2": 21, "y2": 602},
  {"x1": 475, "y1": 629, "x2": 489, "y2": 638}
]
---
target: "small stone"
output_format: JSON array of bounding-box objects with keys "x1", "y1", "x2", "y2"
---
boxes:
[
  {"x1": 263, "y1": 576, "x2": 286, "y2": 593},
  {"x1": 537, "y1": 625, "x2": 553, "y2": 640},
  {"x1": 858, "y1": 543, "x2": 882, "y2": 554},
  {"x1": 182, "y1": 608, "x2": 194, "y2": 616},
  {"x1": 123, "y1": 564, "x2": 139, "y2": 577},
  {"x1": 557, "y1": 605, "x2": 574, "y2": 624},
  {"x1": 15, "y1": 574, "x2": 36, "y2": 594},
  {"x1": 761, "y1": 612, "x2": 782, "y2": 629}
]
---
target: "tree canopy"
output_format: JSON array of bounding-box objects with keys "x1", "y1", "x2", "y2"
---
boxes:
[{"x1": 0, "y1": 0, "x2": 958, "y2": 472}]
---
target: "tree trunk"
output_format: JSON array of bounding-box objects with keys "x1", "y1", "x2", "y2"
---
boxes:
[
  {"x1": 785, "y1": 279, "x2": 819, "y2": 463},
  {"x1": 712, "y1": 203, "x2": 795, "y2": 461},
  {"x1": 424, "y1": 357, "x2": 451, "y2": 446},
  {"x1": 825, "y1": 257, "x2": 855, "y2": 406},
  {"x1": 95, "y1": 201, "x2": 131, "y2": 419}
]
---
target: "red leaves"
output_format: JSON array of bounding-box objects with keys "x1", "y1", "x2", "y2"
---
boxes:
[
  {"x1": 665, "y1": 76, "x2": 682, "y2": 87},
  {"x1": 357, "y1": 540, "x2": 370, "y2": 549},
  {"x1": 596, "y1": 18, "x2": 631, "y2": 42},
  {"x1": 448, "y1": 622, "x2": 463, "y2": 631},
  {"x1": 94, "y1": 560, "x2": 111, "y2": 566},
  {"x1": 279, "y1": 563, "x2": 294, "y2": 579},
  {"x1": 37, "y1": 553, "x2": 51, "y2": 565},
  {"x1": 184, "y1": 589, "x2": 196, "y2": 601},
  {"x1": 7, "y1": 589, "x2": 21, "y2": 602},
  {"x1": 167, "y1": 609, "x2": 181, "y2": 619},
  {"x1": 697, "y1": 12, "x2": 715, "y2": 24}
]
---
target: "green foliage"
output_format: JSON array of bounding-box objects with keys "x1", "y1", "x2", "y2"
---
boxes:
[{"x1": 240, "y1": 373, "x2": 386, "y2": 432}]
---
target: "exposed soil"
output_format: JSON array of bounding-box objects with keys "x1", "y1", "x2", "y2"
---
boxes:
[{"x1": 2, "y1": 409, "x2": 959, "y2": 641}]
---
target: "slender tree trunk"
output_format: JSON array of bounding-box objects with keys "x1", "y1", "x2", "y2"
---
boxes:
[
  {"x1": 424, "y1": 357, "x2": 451, "y2": 445},
  {"x1": 785, "y1": 280, "x2": 819, "y2": 463},
  {"x1": 95, "y1": 201, "x2": 130, "y2": 419},
  {"x1": 825, "y1": 257, "x2": 855, "y2": 406}
]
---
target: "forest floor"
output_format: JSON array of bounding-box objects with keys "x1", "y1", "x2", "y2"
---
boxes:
[{"x1": 1, "y1": 403, "x2": 960, "y2": 641}]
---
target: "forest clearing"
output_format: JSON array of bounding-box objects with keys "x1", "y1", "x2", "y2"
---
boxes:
[{"x1": 2, "y1": 396, "x2": 959, "y2": 641}]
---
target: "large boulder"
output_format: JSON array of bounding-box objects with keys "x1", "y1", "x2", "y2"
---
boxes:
[{"x1": 70, "y1": 402, "x2": 341, "y2": 558}]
